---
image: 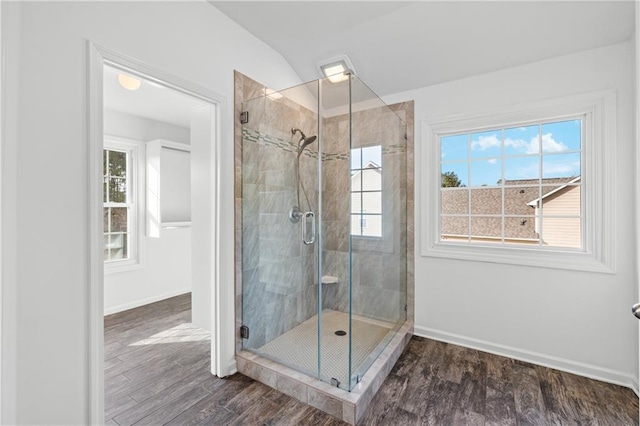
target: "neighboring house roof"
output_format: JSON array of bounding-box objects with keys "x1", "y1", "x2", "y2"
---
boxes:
[
  {"x1": 441, "y1": 177, "x2": 578, "y2": 240},
  {"x1": 351, "y1": 161, "x2": 381, "y2": 180},
  {"x1": 527, "y1": 176, "x2": 581, "y2": 207}
]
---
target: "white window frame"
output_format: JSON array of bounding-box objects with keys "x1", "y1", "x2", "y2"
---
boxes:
[
  {"x1": 104, "y1": 136, "x2": 144, "y2": 273},
  {"x1": 350, "y1": 145, "x2": 383, "y2": 239},
  {"x1": 422, "y1": 90, "x2": 616, "y2": 273}
]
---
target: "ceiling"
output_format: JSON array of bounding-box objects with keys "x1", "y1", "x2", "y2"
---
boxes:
[
  {"x1": 103, "y1": 65, "x2": 207, "y2": 128},
  {"x1": 210, "y1": 1, "x2": 635, "y2": 97}
]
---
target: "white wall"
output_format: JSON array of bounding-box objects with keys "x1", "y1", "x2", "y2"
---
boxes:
[
  {"x1": 103, "y1": 109, "x2": 192, "y2": 315},
  {"x1": 1, "y1": 1, "x2": 303, "y2": 424},
  {"x1": 104, "y1": 109, "x2": 190, "y2": 145},
  {"x1": 384, "y1": 41, "x2": 638, "y2": 389},
  {"x1": 190, "y1": 104, "x2": 214, "y2": 332},
  {"x1": 1, "y1": 2, "x2": 20, "y2": 423},
  {"x1": 104, "y1": 228, "x2": 192, "y2": 315}
]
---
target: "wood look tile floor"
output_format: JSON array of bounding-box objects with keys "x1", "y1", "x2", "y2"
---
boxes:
[{"x1": 105, "y1": 294, "x2": 639, "y2": 425}]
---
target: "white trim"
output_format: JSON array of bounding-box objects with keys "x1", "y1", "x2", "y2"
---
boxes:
[
  {"x1": 87, "y1": 42, "x2": 229, "y2": 426},
  {"x1": 104, "y1": 288, "x2": 191, "y2": 316},
  {"x1": 635, "y1": 1, "x2": 640, "y2": 403},
  {"x1": 1, "y1": 4, "x2": 18, "y2": 423},
  {"x1": 422, "y1": 90, "x2": 616, "y2": 273},
  {"x1": 87, "y1": 42, "x2": 105, "y2": 426},
  {"x1": 0, "y1": 1, "x2": 4, "y2": 420},
  {"x1": 415, "y1": 325, "x2": 638, "y2": 392}
]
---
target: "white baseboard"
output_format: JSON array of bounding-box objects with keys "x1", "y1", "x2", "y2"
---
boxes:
[
  {"x1": 104, "y1": 287, "x2": 191, "y2": 316},
  {"x1": 630, "y1": 377, "x2": 639, "y2": 397},
  {"x1": 414, "y1": 325, "x2": 638, "y2": 392}
]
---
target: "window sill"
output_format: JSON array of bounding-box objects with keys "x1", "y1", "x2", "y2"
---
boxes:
[
  {"x1": 162, "y1": 221, "x2": 191, "y2": 229},
  {"x1": 352, "y1": 234, "x2": 395, "y2": 254},
  {"x1": 421, "y1": 241, "x2": 614, "y2": 274},
  {"x1": 104, "y1": 260, "x2": 144, "y2": 275}
]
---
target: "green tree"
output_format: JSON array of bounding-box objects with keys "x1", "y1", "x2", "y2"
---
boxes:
[
  {"x1": 104, "y1": 149, "x2": 127, "y2": 203},
  {"x1": 441, "y1": 171, "x2": 463, "y2": 188}
]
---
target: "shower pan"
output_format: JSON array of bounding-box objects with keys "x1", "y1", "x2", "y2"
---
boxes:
[{"x1": 237, "y1": 71, "x2": 411, "y2": 424}]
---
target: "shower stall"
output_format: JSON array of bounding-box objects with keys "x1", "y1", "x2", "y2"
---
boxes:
[{"x1": 239, "y1": 72, "x2": 408, "y2": 394}]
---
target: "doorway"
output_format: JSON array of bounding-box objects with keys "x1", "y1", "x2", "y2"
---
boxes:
[{"x1": 88, "y1": 44, "x2": 227, "y2": 425}]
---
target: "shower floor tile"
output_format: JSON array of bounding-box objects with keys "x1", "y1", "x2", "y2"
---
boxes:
[{"x1": 257, "y1": 310, "x2": 393, "y2": 389}]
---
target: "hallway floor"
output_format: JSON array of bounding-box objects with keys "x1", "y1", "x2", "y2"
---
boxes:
[{"x1": 104, "y1": 294, "x2": 638, "y2": 425}]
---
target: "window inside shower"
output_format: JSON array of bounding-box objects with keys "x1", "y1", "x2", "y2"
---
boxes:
[{"x1": 350, "y1": 145, "x2": 382, "y2": 238}]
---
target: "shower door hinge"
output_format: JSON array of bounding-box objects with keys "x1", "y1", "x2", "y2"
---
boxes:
[
  {"x1": 240, "y1": 325, "x2": 249, "y2": 339},
  {"x1": 240, "y1": 111, "x2": 249, "y2": 124},
  {"x1": 404, "y1": 304, "x2": 407, "y2": 312}
]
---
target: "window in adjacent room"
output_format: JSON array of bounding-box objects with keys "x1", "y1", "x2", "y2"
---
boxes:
[{"x1": 103, "y1": 139, "x2": 139, "y2": 267}]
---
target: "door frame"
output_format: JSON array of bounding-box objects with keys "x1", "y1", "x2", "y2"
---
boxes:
[
  {"x1": 87, "y1": 42, "x2": 228, "y2": 424},
  {"x1": 635, "y1": 0, "x2": 640, "y2": 400}
]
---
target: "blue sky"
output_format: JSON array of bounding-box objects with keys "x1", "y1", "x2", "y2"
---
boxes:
[
  {"x1": 351, "y1": 145, "x2": 382, "y2": 170},
  {"x1": 441, "y1": 119, "x2": 581, "y2": 186}
]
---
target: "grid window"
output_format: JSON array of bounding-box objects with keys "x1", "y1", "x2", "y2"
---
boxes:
[
  {"x1": 351, "y1": 145, "x2": 382, "y2": 237},
  {"x1": 104, "y1": 147, "x2": 134, "y2": 262},
  {"x1": 439, "y1": 118, "x2": 583, "y2": 249}
]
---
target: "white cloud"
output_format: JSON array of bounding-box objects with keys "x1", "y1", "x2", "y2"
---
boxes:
[
  {"x1": 543, "y1": 161, "x2": 580, "y2": 176},
  {"x1": 540, "y1": 133, "x2": 568, "y2": 153},
  {"x1": 471, "y1": 134, "x2": 500, "y2": 151},
  {"x1": 504, "y1": 133, "x2": 568, "y2": 155},
  {"x1": 504, "y1": 137, "x2": 528, "y2": 151},
  {"x1": 487, "y1": 159, "x2": 497, "y2": 164}
]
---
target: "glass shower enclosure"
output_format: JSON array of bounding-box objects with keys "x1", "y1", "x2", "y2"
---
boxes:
[{"x1": 241, "y1": 73, "x2": 407, "y2": 391}]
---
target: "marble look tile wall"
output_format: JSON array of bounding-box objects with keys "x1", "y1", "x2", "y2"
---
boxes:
[
  {"x1": 235, "y1": 72, "x2": 320, "y2": 351},
  {"x1": 320, "y1": 104, "x2": 411, "y2": 327},
  {"x1": 242, "y1": 127, "x2": 319, "y2": 348},
  {"x1": 389, "y1": 102, "x2": 415, "y2": 324}
]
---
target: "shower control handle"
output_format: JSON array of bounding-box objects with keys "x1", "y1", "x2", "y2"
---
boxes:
[{"x1": 302, "y1": 211, "x2": 315, "y2": 245}]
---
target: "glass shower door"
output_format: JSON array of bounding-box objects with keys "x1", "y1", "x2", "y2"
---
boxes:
[
  {"x1": 348, "y1": 76, "x2": 407, "y2": 389},
  {"x1": 240, "y1": 80, "x2": 323, "y2": 380},
  {"x1": 318, "y1": 73, "x2": 352, "y2": 390},
  {"x1": 318, "y1": 74, "x2": 407, "y2": 391}
]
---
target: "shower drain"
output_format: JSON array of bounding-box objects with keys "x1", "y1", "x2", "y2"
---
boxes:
[{"x1": 335, "y1": 330, "x2": 347, "y2": 336}]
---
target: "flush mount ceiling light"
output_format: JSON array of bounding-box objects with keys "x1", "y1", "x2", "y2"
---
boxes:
[
  {"x1": 118, "y1": 73, "x2": 141, "y2": 91},
  {"x1": 318, "y1": 55, "x2": 356, "y2": 84}
]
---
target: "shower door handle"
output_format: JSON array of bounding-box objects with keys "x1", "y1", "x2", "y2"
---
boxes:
[
  {"x1": 632, "y1": 303, "x2": 640, "y2": 319},
  {"x1": 302, "y1": 211, "x2": 315, "y2": 245}
]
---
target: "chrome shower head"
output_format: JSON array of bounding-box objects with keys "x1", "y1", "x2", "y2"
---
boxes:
[
  {"x1": 299, "y1": 135, "x2": 317, "y2": 151},
  {"x1": 292, "y1": 128, "x2": 317, "y2": 154}
]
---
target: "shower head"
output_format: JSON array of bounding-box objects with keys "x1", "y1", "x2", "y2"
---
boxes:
[
  {"x1": 299, "y1": 135, "x2": 317, "y2": 151},
  {"x1": 292, "y1": 128, "x2": 317, "y2": 154}
]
